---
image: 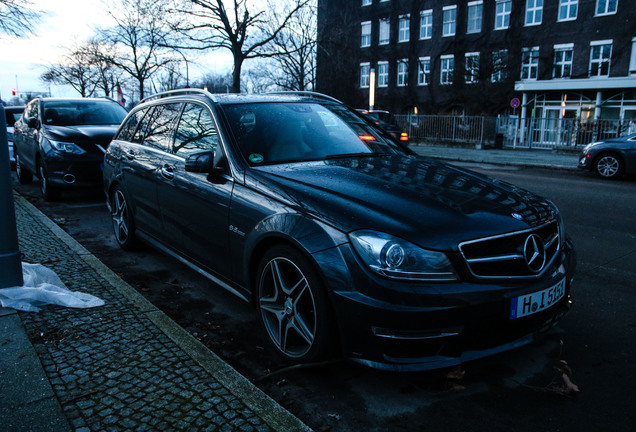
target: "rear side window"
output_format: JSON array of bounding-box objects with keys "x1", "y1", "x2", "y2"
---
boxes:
[
  {"x1": 173, "y1": 103, "x2": 218, "y2": 157},
  {"x1": 142, "y1": 103, "x2": 183, "y2": 152},
  {"x1": 117, "y1": 107, "x2": 152, "y2": 143}
]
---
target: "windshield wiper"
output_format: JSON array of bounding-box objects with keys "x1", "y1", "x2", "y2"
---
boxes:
[{"x1": 325, "y1": 152, "x2": 390, "y2": 160}]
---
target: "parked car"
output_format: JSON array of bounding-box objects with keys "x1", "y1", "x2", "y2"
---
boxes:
[
  {"x1": 357, "y1": 109, "x2": 409, "y2": 144},
  {"x1": 578, "y1": 133, "x2": 636, "y2": 179},
  {"x1": 4, "y1": 105, "x2": 24, "y2": 167},
  {"x1": 13, "y1": 96, "x2": 127, "y2": 200},
  {"x1": 104, "y1": 90, "x2": 575, "y2": 371}
]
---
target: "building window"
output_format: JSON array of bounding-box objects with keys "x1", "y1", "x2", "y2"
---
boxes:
[
  {"x1": 441, "y1": 55, "x2": 454, "y2": 85},
  {"x1": 595, "y1": 0, "x2": 618, "y2": 16},
  {"x1": 361, "y1": 21, "x2": 371, "y2": 48},
  {"x1": 521, "y1": 47, "x2": 539, "y2": 80},
  {"x1": 491, "y1": 49, "x2": 508, "y2": 82},
  {"x1": 379, "y1": 19, "x2": 390, "y2": 45},
  {"x1": 465, "y1": 52, "x2": 480, "y2": 83},
  {"x1": 553, "y1": 44, "x2": 573, "y2": 78},
  {"x1": 420, "y1": 10, "x2": 433, "y2": 40},
  {"x1": 494, "y1": 0, "x2": 511, "y2": 30},
  {"x1": 398, "y1": 15, "x2": 410, "y2": 43},
  {"x1": 443, "y1": 5, "x2": 457, "y2": 37},
  {"x1": 378, "y1": 61, "x2": 389, "y2": 87},
  {"x1": 630, "y1": 38, "x2": 636, "y2": 76},
  {"x1": 362, "y1": 0, "x2": 371, "y2": 6},
  {"x1": 558, "y1": 0, "x2": 578, "y2": 22},
  {"x1": 418, "y1": 57, "x2": 431, "y2": 85},
  {"x1": 467, "y1": 1, "x2": 483, "y2": 34},
  {"x1": 525, "y1": 0, "x2": 543, "y2": 26},
  {"x1": 589, "y1": 40, "x2": 612, "y2": 77},
  {"x1": 397, "y1": 59, "x2": 408, "y2": 87},
  {"x1": 360, "y1": 63, "x2": 370, "y2": 88}
]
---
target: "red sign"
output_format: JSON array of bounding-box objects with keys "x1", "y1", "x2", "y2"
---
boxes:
[{"x1": 510, "y1": 97, "x2": 520, "y2": 108}]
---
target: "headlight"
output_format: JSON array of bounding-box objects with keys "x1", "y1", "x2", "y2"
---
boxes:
[
  {"x1": 582, "y1": 142, "x2": 601, "y2": 154},
  {"x1": 50, "y1": 140, "x2": 86, "y2": 155},
  {"x1": 349, "y1": 230, "x2": 458, "y2": 281}
]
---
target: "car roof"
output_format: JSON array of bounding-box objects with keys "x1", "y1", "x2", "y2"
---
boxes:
[{"x1": 138, "y1": 89, "x2": 343, "y2": 107}]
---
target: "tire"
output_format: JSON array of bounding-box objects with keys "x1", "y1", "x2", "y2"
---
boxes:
[
  {"x1": 110, "y1": 186, "x2": 137, "y2": 250},
  {"x1": 594, "y1": 153, "x2": 623, "y2": 180},
  {"x1": 15, "y1": 154, "x2": 33, "y2": 184},
  {"x1": 256, "y1": 245, "x2": 337, "y2": 364},
  {"x1": 38, "y1": 161, "x2": 60, "y2": 201}
]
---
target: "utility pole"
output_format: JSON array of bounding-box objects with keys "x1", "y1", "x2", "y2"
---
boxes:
[{"x1": 0, "y1": 105, "x2": 23, "y2": 288}]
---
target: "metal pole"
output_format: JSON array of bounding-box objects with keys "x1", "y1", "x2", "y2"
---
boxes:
[{"x1": 0, "y1": 105, "x2": 23, "y2": 288}]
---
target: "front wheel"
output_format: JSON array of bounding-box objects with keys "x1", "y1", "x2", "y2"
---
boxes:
[
  {"x1": 111, "y1": 186, "x2": 137, "y2": 250},
  {"x1": 38, "y1": 161, "x2": 60, "y2": 201},
  {"x1": 256, "y1": 245, "x2": 337, "y2": 364},
  {"x1": 594, "y1": 153, "x2": 623, "y2": 180}
]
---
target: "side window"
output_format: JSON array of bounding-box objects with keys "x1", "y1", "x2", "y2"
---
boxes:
[
  {"x1": 143, "y1": 103, "x2": 183, "y2": 152},
  {"x1": 173, "y1": 103, "x2": 219, "y2": 157},
  {"x1": 117, "y1": 107, "x2": 152, "y2": 143}
]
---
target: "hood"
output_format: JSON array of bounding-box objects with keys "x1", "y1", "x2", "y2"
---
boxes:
[
  {"x1": 247, "y1": 155, "x2": 558, "y2": 251},
  {"x1": 43, "y1": 124, "x2": 119, "y2": 146}
]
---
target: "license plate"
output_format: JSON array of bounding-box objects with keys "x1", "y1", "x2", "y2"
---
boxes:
[{"x1": 510, "y1": 278, "x2": 566, "y2": 320}]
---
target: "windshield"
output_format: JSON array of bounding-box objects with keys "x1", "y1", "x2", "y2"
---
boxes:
[
  {"x1": 222, "y1": 102, "x2": 407, "y2": 165},
  {"x1": 42, "y1": 100, "x2": 127, "y2": 126}
]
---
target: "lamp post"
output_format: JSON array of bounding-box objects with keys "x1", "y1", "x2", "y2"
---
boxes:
[
  {"x1": 0, "y1": 105, "x2": 23, "y2": 288},
  {"x1": 368, "y1": 68, "x2": 375, "y2": 111}
]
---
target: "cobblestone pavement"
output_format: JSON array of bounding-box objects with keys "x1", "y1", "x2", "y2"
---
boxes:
[{"x1": 9, "y1": 193, "x2": 309, "y2": 432}]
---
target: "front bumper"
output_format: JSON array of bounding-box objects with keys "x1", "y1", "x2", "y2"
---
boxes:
[
  {"x1": 316, "y1": 239, "x2": 576, "y2": 372},
  {"x1": 43, "y1": 152, "x2": 104, "y2": 189},
  {"x1": 577, "y1": 153, "x2": 592, "y2": 170}
]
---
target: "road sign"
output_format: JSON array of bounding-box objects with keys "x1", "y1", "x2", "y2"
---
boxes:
[{"x1": 510, "y1": 97, "x2": 520, "y2": 109}]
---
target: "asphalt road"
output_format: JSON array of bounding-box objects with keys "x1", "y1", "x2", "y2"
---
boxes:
[{"x1": 11, "y1": 164, "x2": 636, "y2": 432}]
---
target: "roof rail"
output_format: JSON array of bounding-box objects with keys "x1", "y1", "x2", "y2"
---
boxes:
[
  {"x1": 265, "y1": 91, "x2": 343, "y2": 104},
  {"x1": 139, "y1": 88, "x2": 217, "y2": 104}
]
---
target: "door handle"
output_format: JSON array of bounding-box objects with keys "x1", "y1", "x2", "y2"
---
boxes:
[{"x1": 161, "y1": 164, "x2": 175, "y2": 180}]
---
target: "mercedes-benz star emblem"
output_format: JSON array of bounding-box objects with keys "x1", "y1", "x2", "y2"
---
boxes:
[{"x1": 523, "y1": 234, "x2": 546, "y2": 273}]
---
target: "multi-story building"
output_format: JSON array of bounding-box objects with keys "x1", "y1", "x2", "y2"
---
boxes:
[{"x1": 316, "y1": 0, "x2": 636, "y2": 126}]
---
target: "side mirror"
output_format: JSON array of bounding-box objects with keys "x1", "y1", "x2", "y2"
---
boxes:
[{"x1": 185, "y1": 150, "x2": 214, "y2": 173}]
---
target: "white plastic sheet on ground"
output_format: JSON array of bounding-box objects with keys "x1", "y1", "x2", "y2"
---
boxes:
[{"x1": 0, "y1": 263, "x2": 105, "y2": 312}]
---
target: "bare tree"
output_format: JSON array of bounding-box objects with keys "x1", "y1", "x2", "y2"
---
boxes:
[
  {"x1": 40, "y1": 46, "x2": 101, "y2": 97},
  {"x1": 0, "y1": 0, "x2": 40, "y2": 38},
  {"x1": 170, "y1": 0, "x2": 309, "y2": 93},
  {"x1": 99, "y1": 0, "x2": 178, "y2": 100},
  {"x1": 262, "y1": 0, "x2": 316, "y2": 91}
]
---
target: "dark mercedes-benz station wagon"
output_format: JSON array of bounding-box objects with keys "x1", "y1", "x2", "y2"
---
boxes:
[{"x1": 104, "y1": 90, "x2": 575, "y2": 371}]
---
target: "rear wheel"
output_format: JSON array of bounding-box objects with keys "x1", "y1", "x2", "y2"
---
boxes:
[
  {"x1": 256, "y1": 245, "x2": 337, "y2": 364},
  {"x1": 111, "y1": 186, "x2": 137, "y2": 250},
  {"x1": 594, "y1": 153, "x2": 623, "y2": 180},
  {"x1": 15, "y1": 154, "x2": 33, "y2": 184},
  {"x1": 38, "y1": 161, "x2": 60, "y2": 201}
]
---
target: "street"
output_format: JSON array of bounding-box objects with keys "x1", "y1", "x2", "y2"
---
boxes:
[{"x1": 11, "y1": 163, "x2": 636, "y2": 432}]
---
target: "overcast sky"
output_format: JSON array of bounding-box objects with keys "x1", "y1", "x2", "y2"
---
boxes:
[{"x1": 0, "y1": 0, "x2": 232, "y2": 102}]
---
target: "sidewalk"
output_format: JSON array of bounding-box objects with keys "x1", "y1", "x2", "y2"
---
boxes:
[
  {"x1": 410, "y1": 144, "x2": 580, "y2": 171},
  {"x1": 1, "y1": 193, "x2": 311, "y2": 432}
]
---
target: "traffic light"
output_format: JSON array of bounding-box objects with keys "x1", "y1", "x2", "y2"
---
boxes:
[{"x1": 11, "y1": 88, "x2": 17, "y2": 95}]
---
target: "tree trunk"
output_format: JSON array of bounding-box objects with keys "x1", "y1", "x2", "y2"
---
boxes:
[{"x1": 231, "y1": 55, "x2": 243, "y2": 93}]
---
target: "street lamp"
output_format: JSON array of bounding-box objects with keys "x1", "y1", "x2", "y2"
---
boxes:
[{"x1": 369, "y1": 68, "x2": 376, "y2": 111}]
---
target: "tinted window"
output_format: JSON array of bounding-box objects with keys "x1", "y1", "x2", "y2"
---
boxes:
[
  {"x1": 173, "y1": 103, "x2": 218, "y2": 157},
  {"x1": 41, "y1": 100, "x2": 127, "y2": 126},
  {"x1": 222, "y1": 102, "x2": 406, "y2": 165},
  {"x1": 142, "y1": 103, "x2": 183, "y2": 152},
  {"x1": 117, "y1": 107, "x2": 152, "y2": 143}
]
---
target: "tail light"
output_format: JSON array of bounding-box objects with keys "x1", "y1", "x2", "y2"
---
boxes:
[{"x1": 399, "y1": 132, "x2": 409, "y2": 141}]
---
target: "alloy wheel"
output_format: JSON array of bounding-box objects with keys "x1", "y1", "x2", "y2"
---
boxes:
[
  {"x1": 596, "y1": 154, "x2": 621, "y2": 179},
  {"x1": 259, "y1": 257, "x2": 317, "y2": 359},
  {"x1": 112, "y1": 189, "x2": 130, "y2": 246}
]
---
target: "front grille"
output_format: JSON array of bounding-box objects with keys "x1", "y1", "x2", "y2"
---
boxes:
[{"x1": 459, "y1": 221, "x2": 560, "y2": 279}]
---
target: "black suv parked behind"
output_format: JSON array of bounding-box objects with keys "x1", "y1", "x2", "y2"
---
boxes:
[
  {"x1": 104, "y1": 90, "x2": 575, "y2": 371},
  {"x1": 13, "y1": 96, "x2": 127, "y2": 200}
]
